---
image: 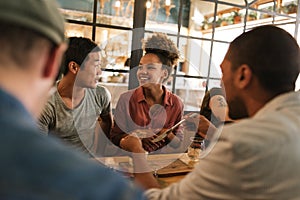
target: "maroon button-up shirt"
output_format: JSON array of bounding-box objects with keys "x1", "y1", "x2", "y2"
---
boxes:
[{"x1": 111, "y1": 85, "x2": 184, "y2": 153}]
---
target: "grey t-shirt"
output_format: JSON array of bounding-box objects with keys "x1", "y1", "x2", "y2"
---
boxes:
[{"x1": 38, "y1": 84, "x2": 111, "y2": 154}]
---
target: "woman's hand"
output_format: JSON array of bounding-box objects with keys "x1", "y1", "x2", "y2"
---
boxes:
[
  {"x1": 141, "y1": 129, "x2": 167, "y2": 152},
  {"x1": 141, "y1": 137, "x2": 161, "y2": 152}
]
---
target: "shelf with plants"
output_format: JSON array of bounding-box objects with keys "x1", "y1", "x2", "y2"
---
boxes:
[
  {"x1": 200, "y1": 0, "x2": 297, "y2": 32},
  {"x1": 200, "y1": 12, "x2": 296, "y2": 35}
]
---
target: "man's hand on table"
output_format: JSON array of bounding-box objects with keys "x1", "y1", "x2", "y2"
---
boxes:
[
  {"x1": 119, "y1": 134, "x2": 145, "y2": 153},
  {"x1": 119, "y1": 133, "x2": 161, "y2": 189}
]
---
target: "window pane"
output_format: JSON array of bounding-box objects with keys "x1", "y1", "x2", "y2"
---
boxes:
[
  {"x1": 58, "y1": 0, "x2": 93, "y2": 22},
  {"x1": 222, "y1": 0, "x2": 246, "y2": 6},
  {"x1": 65, "y1": 23, "x2": 92, "y2": 38},
  {"x1": 189, "y1": 1, "x2": 215, "y2": 39},
  {"x1": 256, "y1": 0, "x2": 281, "y2": 15},
  {"x1": 97, "y1": 0, "x2": 134, "y2": 27},
  {"x1": 169, "y1": 77, "x2": 206, "y2": 111},
  {"x1": 96, "y1": 28, "x2": 131, "y2": 109},
  {"x1": 145, "y1": 0, "x2": 190, "y2": 29},
  {"x1": 211, "y1": 42, "x2": 229, "y2": 78},
  {"x1": 190, "y1": 1, "x2": 246, "y2": 40},
  {"x1": 145, "y1": 0, "x2": 190, "y2": 39},
  {"x1": 206, "y1": 79, "x2": 222, "y2": 90},
  {"x1": 214, "y1": 26, "x2": 244, "y2": 42},
  {"x1": 277, "y1": 23, "x2": 296, "y2": 37},
  {"x1": 96, "y1": 28, "x2": 132, "y2": 68},
  {"x1": 184, "y1": 39, "x2": 212, "y2": 77},
  {"x1": 281, "y1": 0, "x2": 298, "y2": 15}
]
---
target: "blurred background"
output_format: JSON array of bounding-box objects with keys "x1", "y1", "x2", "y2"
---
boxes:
[{"x1": 57, "y1": 0, "x2": 300, "y2": 111}]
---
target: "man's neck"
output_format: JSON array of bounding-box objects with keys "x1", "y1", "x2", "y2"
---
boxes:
[{"x1": 57, "y1": 78, "x2": 85, "y2": 109}]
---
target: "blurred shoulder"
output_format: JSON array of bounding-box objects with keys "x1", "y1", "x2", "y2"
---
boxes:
[
  {"x1": 209, "y1": 87, "x2": 224, "y2": 97},
  {"x1": 95, "y1": 84, "x2": 111, "y2": 96}
]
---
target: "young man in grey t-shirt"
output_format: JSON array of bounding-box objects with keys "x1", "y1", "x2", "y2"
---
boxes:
[{"x1": 39, "y1": 37, "x2": 113, "y2": 156}]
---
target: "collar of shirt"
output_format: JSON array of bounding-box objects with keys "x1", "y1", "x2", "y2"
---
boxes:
[
  {"x1": 135, "y1": 85, "x2": 173, "y2": 106},
  {"x1": 254, "y1": 91, "x2": 300, "y2": 119}
]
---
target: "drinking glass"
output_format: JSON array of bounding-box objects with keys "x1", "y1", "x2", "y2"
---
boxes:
[{"x1": 187, "y1": 137, "x2": 205, "y2": 162}]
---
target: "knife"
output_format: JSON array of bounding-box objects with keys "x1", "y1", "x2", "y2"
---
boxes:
[{"x1": 151, "y1": 118, "x2": 186, "y2": 143}]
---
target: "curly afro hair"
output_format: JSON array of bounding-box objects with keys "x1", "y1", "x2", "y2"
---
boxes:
[
  {"x1": 142, "y1": 33, "x2": 180, "y2": 83},
  {"x1": 143, "y1": 33, "x2": 180, "y2": 67}
]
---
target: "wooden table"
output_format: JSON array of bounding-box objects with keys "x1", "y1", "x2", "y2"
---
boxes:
[
  {"x1": 157, "y1": 174, "x2": 187, "y2": 188},
  {"x1": 94, "y1": 153, "x2": 195, "y2": 187}
]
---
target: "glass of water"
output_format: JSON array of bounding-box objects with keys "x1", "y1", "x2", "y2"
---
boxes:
[{"x1": 187, "y1": 137, "x2": 205, "y2": 162}]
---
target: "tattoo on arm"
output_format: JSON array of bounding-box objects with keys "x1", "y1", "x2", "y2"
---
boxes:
[{"x1": 217, "y1": 96, "x2": 227, "y2": 107}]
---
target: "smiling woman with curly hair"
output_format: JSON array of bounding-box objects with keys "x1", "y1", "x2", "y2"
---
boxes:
[
  {"x1": 142, "y1": 33, "x2": 180, "y2": 83},
  {"x1": 111, "y1": 33, "x2": 184, "y2": 154}
]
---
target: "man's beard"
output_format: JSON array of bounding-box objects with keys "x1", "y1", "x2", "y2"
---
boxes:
[{"x1": 228, "y1": 96, "x2": 249, "y2": 120}]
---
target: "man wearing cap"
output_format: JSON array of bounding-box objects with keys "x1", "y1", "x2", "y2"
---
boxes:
[{"x1": 0, "y1": 0, "x2": 143, "y2": 199}]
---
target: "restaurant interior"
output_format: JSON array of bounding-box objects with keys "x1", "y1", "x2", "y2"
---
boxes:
[
  {"x1": 56, "y1": 0, "x2": 300, "y2": 186},
  {"x1": 58, "y1": 0, "x2": 300, "y2": 112}
]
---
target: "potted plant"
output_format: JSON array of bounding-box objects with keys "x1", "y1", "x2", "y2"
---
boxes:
[
  {"x1": 232, "y1": 11, "x2": 242, "y2": 24},
  {"x1": 260, "y1": 6, "x2": 274, "y2": 19},
  {"x1": 281, "y1": 2, "x2": 297, "y2": 14},
  {"x1": 247, "y1": 11, "x2": 257, "y2": 21},
  {"x1": 216, "y1": 17, "x2": 225, "y2": 27},
  {"x1": 201, "y1": 17, "x2": 212, "y2": 30}
]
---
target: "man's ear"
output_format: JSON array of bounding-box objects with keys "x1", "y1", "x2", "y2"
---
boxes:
[
  {"x1": 163, "y1": 69, "x2": 168, "y2": 79},
  {"x1": 68, "y1": 61, "x2": 79, "y2": 74},
  {"x1": 43, "y1": 43, "x2": 67, "y2": 79},
  {"x1": 235, "y1": 64, "x2": 252, "y2": 89}
]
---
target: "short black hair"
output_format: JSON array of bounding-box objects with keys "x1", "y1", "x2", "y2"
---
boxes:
[
  {"x1": 61, "y1": 37, "x2": 100, "y2": 75},
  {"x1": 227, "y1": 25, "x2": 300, "y2": 94}
]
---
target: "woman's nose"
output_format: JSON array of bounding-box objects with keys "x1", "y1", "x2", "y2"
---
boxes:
[{"x1": 139, "y1": 67, "x2": 147, "y2": 74}]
